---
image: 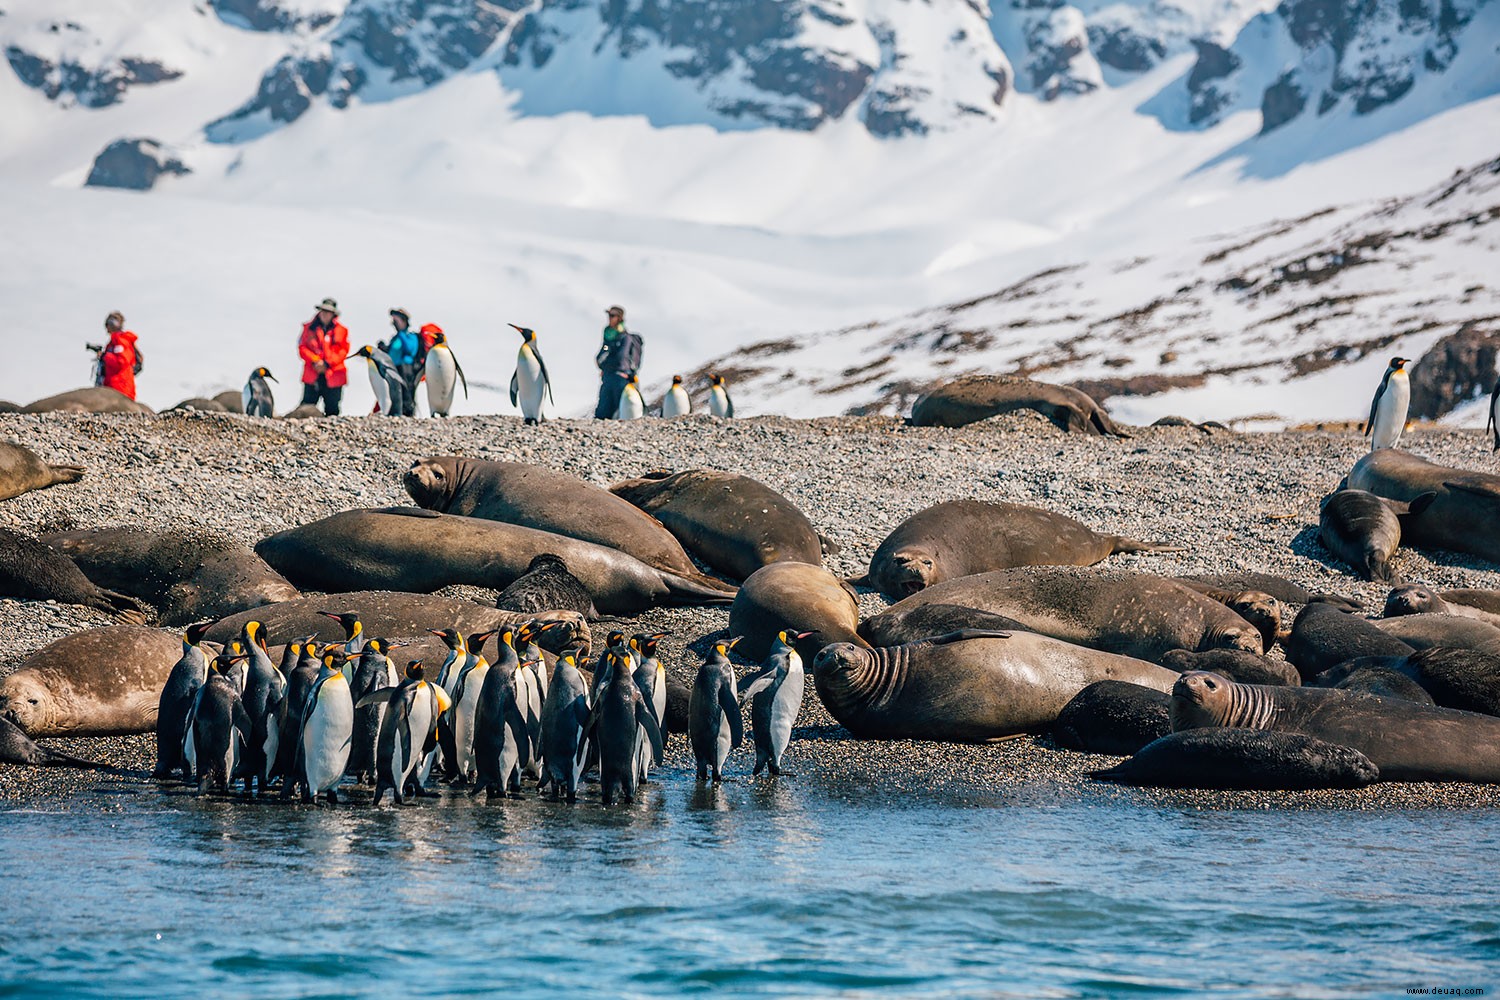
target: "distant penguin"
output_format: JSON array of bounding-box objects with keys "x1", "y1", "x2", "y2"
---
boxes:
[
  {"x1": 541, "y1": 648, "x2": 591, "y2": 803},
  {"x1": 424, "y1": 330, "x2": 468, "y2": 418},
  {"x1": 737, "y1": 629, "x2": 811, "y2": 777},
  {"x1": 242, "y1": 367, "x2": 277, "y2": 417},
  {"x1": 237, "y1": 620, "x2": 286, "y2": 796},
  {"x1": 297, "y1": 649, "x2": 355, "y2": 804},
  {"x1": 153, "y1": 621, "x2": 213, "y2": 782},
  {"x1": 362, "y1": 660, "x2": 448, "y2": 805},
  {"x1": 1364, "y1": 357, "x2": 1411, "y2": 451},
  {"x1": 708, "y1": 373, "x2": 734, "y2": 418},
  {"x1": 1488, "y1": 377, "x2": 1499, "y2": 452},
  {"x1": 470, "y1": 638, "x2": 530, "y2": 801},
  {"x1": 348, "y1": 637, "x2": 400, "y2": 783},
  {"x1": 508, "y1": 324, "x2": 553, "y2": 425},
  {"x1": 689, "y1": 637, "x2": 743, "y2": 782},
  {"x1": 354, "y1": 345, "x2": 403, "y2": 416},
  {"x1": 191, "y1": 652, "x2": 251, "y2": 795},
  {"x1": 588, "y1": 649, "x2": 664, "y2": 806},
  {"x1": 271, "y1": 636, "x2": 319, "y2": 796},
  {"x1": 445, "y1": 628, "x2": 500, "y2": 784},
  {"x1": 662, "y1": 375, "x2": 691, "y2": 417},
  {"x1": 616, "y1": 374, "x2": 645, "y2": 420},
  {"x1": 631, "y1": 632, "x2": 670, "y2": 783}
]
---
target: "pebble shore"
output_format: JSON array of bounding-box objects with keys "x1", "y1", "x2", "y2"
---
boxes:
[{"x1": 3, "y1": 409, "x2": 1499, "y2": 810}]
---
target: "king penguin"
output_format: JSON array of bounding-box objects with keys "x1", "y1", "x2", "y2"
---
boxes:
[
  {"x1": 354, "y1": 345, "x2": 403, "y2": 416},
  {"x1": 587, "y1": 649, "x2": 663, "y2": 806},
  {"x1": 1364, "y1": 357, "x2": 1411, "y2": 451},
  {"x1": 190, "y1": 652, "x2": 251, "y2": 795},
  {"x1": 153, "y1": 620, "x2": 213, "y2": 782},
  {"x1": 272, "y1": 636, "x2": 320, "y2": 797},
  {"x1": 297, "y1": 648, "x2": 355, "y2": 804},
  {"x1": 444, "y1": 628, "x2": 499, "y2": 784},
  {"x1": 661, "y1": 375, "x2": 691, "y2": 417},
  {"x1": 541, "y1": 648, "x2": 591, "y2": 803},
  {"x1": 424, "y1": 329, "x2": 468, "y2": 418},
  {"x1": 319, "y1": 610, "x2": 365, "y2": 662},
  {"x1": 616, "y1": 374, "x2": 645, "y2": 420},
  {"x1": 348, "y1": 637, "x2": 400, "y2": 783},
  {"x1": 361, "y1": 660, "x2": 449, "y2": 805},
  {"x1": 631, "y1": 632, "x2": 670, "y2": 783},
  {"x1": 508, "y1": 324, "x2": 554, "y2": 425},
  {"x1": 689, "y1": 636, "x2": 743, "y2": 782},
  {"x1": 237, "y1": 620, "x2": 286, "y2": 796},
  {"x1": 737, "y1": 629, "x2": 812, "y2": 777},
  {"x1": 470, "y1": 635, "x2": 530, "y2": 801},
  {"x1": 242, "y1": 367, "x2": 277, "y2": 417},
  {"x1": 708, "y1": 373, "x2": 735, "y2": 418}
]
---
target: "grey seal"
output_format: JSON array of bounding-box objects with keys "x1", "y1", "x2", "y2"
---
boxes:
[
  {"x1": 909, "y1": 375, "x2": 1127, "y2": 436},
  {"x1": 0, "y1": 440, "x2": 84, "y2": 501},
  {"x1": 1093, "y1": 729, "x2": 1379, "y2": 790}
]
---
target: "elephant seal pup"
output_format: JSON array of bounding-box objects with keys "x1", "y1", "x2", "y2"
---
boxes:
[
  {"x1": 1399, "y1": 648, "x2": 1500, "y2": 717},
  {"x1": 1049, "y1": 681, "x2": 1171, "y2": 757},
  {"x1": 42, "y1": 526, "x2": 298, "y2": 626},
  {"x1": 1092, "y1": 730, "x2": 1379, "y2": 790},
  {"x1": 21, "y1": 386, "x2": 154, "y2": 414},
  {"x1": 0, "y1": 440, "x2": 84, "y2": 501},
  {"x1": 405, "y1": 456, "x2": 731, "y2": 593},
  {"x1": 0, "y1": 626, "x2": 183, "y2": 736},
  {"x1": 0, "y1": 528, "x2": 149, "y2": 621},
  {"x1": 255, "y1": 508, "x2": 735, "y2": 615},
  {"x1": 849, "y1": 603, "x2": 1031, "y2": 644},
  {"x1": 1169, "y1": 670, "x2": 1500, "y2": 782},
  {"x1": 729, "y1": 562, "x2": 867, "y2": 660},
  {"x1": 1284, "y1": 602, "x2": 1413, "y2": 680},
  {"x1": 1310, "y1": 660, "x2": 1437, "y2": 704},
  {"x1": 1170, "y1": 585, "x2": 1281, "y2": 652},
  {"x1": 609, "y1": 468, "x2": 828, "y2": 580},
  {"x1": 0, "y1": 715, "x2": 110, "y2": 768},
  {"x1": 1384, "y1": 585, "x2": 1500, "y2": 628},
  {"x1": 282, "y1": 404, "x2": 324, "y2": 419},
  {"x1": 864, "y1": 500, "x2": 1183, "y2": 598},
  {"x1": 859, "y1": 567, "x2": 1263, "y2": 664},
  {"x1": 909, "y1": 375, "x2": 1127, "y2": 436},
  {"x1": 1176, "y1": 573, "x2": 1361, "y2": 613},
  {"x1": 495, "y1": 554, "x2": 598, "y2": 618},
  {"x1": 1160, "y1": 649, "x2": 1300, "y2": 687},
  {"x1": 813, "y1": 630, "x2": 1176, "y2": 741},
  {"x1": 1318, "y1": 489, "x2": 1431, "y2": 582},
  {"x1": 1348, "y1": 449, "x2": 1500, "y2": 564},
  {"x1": 1374, "y1": 613, "x2": 1500, "y2": 656}
]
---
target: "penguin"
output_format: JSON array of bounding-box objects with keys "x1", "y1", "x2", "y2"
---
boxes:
[
  {"x1": 689, "y1": 637, "x2": 743, "y2": 782},
  {"x1": 508, "y1": 324, "x2": 554, "y2": 425},
  {"x1": 708, "y1": 373, "x2": 734, "y2": 418},
  {"x1": 318, "y1": 610, "x2": 365, "y2": 659},
  {"x1": 347, "y1": 637, "x2": 401, "y2": 783},
  {"x1": 242, "y1": 367, "x2": 277, "y2": 417},
  {"x1": 190, "y1": 652, "x2": 251, "y2": 795},
  {"x1": 443, "y1": 628, "x2": 500, "y2": 784},
  {"x1": 737, "y1": 629, "x2": 812, "y2": 777},
  {"x1": 586, "y1": 649, "x2": 663, "y2": 806},
  {"x1": 513, "y1": 621, "x2": 551, "y2": 781},
  {"x1": 360, "y1": 660, "x2": 450, "y2": 805},
  {"x1": 1488, "y1": 376, "x2": 1499, "y2": 452},
  {"x1": 354, "y1": 345, "x2": 403, "y2": 416},
  {"x1": 153, "y1": 620, "x2": 213, "y2": 782},
  {"x1": 540, "y1": 647, "x2": 591, "y2": 803},
  {"x1": 272, "y1": 636, "x2": 320, "y2": 797},
  {"x1": 1364, "y1": 357, "x2": 1411, "y2": 451},
  {"x1": 297, "y1": 648, "x2": 355, "y2": 804},
  {"x1": 661, "y1": 375, "x2": 691, "y2": 417},
  {"x1": 428, "y1": 627, "x2": 468, "y2": 690},
  {"x1": 470, "y1": 640, "x2": 530, "y2": 801},
  {"x1": 236, "y1": 620, "x2": 286, "y2": 796},
  {"x1": 616, "y1": 374, "x2": 645, "y2": 420},
  {"x1": 424, "y1": 330, "x2": 468, "y2": 418},
  {"x1": 591, "y1": 630, "x2": 634, "y2": 702},
  {"x1": 630, "y1": 632, "x2": 670, "y2": 783}
]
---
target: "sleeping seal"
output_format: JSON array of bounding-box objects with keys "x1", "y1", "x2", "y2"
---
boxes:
[
  {"x1": 909, "y1": 375, "x2": 1127, "y2": 436},
  {"x1": 1318, "y1": 489, "x2": 1432, "y2": 582},
  {"x1": 21, "y1": 386, "x2": 153, "y2": 414},
  {"x1": 0, "y1": 527, "x2": 149, "y2": 622},
  {"x1": 1093, "y1": 730, "x2": 1379, "y2": 790},
  {"x1": 0, "y1": 626, "x2": 183, "y2": 736},
  {"x1": 729, "y1": 562, "x2": 867, "y2": 661},
  {"x1": 0, "y1": 440, "x2": 84, "y2": 501},
  {"x1": 1348, "y1": 449, "x2": 1500, "y2": 564}
]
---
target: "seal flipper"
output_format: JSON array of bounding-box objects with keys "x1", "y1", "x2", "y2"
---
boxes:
[
  {"x1": 98, "y1": 588, "x2": 152, "y2": 625},
  {"x1": 659, "y1": 571, "x2": 738, "y2": 606},
  {"x1": 1109, "y1": 536, "x2": 1188, "y2": 555},
  {"x1": 818, "y1": 533, "x2": 842, "y2": 557},
  {"x1": 719, "y1": 681, "x2": 743, "y2": 749},
  {"x1": 0, "y1": 716, "x2": 112, "y2": 769},
  {"x1": 45, "y1": 463, "x2": 86, "y2": 488},
  {"x1": 912, "y1": 629, "x2": 1013, "y2": 647}
]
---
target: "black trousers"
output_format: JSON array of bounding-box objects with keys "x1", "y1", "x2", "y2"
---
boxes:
[
  {"x1": 396, "y1": 364, "x2": 419, "y2": 417},
  {"x1": 595, "y1": 371, "x2": 630, "y2": 419},
  {"x1": 301, "y1": 378, "x2": 343, "y2": 415}
]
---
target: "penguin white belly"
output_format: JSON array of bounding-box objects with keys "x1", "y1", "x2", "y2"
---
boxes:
[
  {"x1": 663, "y1": 387, "x2": 690, "y2": 417},
  {"x1": 517, "y1": 354, "x2": 547, "y2": 421},
  {"x1": 261, "y1": 721, "x2": 280, "y2": 782},
  {"x1": 241, "y1": 385, "x2": 253, "y2": 414},
  {"x1": 303, "y1": 679, "x2": 354, "y2": 794},
  {"x1": 1372, "y1": 376, "x2": 1410, "y2": 450},
  {"x1": 768, "y1": 669, "x2": 803, "y2": 763},
  {"x1": 454, "y1": 665, "x2": 488, "y2": 779},
  {"x1": 366, "y1": 362, "x2": 391, "y2": 414},
  {"x1": 617, "y1": 388, "x2": 644, "y2": 420},
  {"x1": 404, "y1": 694, "x2": 435, "y2": 785},
  {"x1": 518, "y1": 668, "x2": 543, "y2": 772},
  {"x1": 426, "y1": 350, "x2": 457, "y2": 416},
  {"x1": 715, "y1": 710, "x2": 732, "y2": 769},
  {"x1": 709, "y1": 387, "x2": 732, "y2": 418}
]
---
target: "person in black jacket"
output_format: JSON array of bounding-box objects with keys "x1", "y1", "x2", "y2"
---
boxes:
[{"x1": 594, "y1": 304, "x2": 643, "y2": 419}]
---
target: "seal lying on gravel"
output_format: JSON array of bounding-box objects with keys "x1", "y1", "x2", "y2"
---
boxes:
[
  {"x1": 1396, "y1": 648, "x2": 1500, "y2": 717},
  {"x1": 1159, "y1": 649, "x2": 1301, "y2": 687},
  {"x1": 812, "y1": 630, "x2": 1176, "y2": 741},
  {"x1": 609, "y1": 468, "x2": 830, "y2": 580},
  {"x1": 909, "y1": 375, "x2": 1127, "y2": 436},
  {"x1": 0, "y1": 440, "x2": 84, "y2": 501},
  {"x1": 42, "y1": 526, "x2": 298, "y2": 626},
  {"x1": 1175, "y1": 573, "x2": 1361, "y2": 613},
  {"x1": 864, "y1": 500, "x2": 1183, "y2": 598},
  {"x1": 729, "y1": 562, "x2": 867, "y2": 660},
  {"x1": 0, "y1": 715, "x2": 110, "y2": 768},
  {"x1": 1348, "y1": 449, "x2": 1500, "y2": 564},
  {"x1": 21, "y1": 386, "x2": 153, "y2": 414},
  {"x1": 1383, "y1": 585, "x2": 1500, "y2": 627},
  {"x1": 1373, "y1": 613, "x2": 1500, "y2": 656},
  {"x1": 1168, "y1": 584, "x2": 1282, "y2": 653},
  {"x1": 1169, "y1": 670, "x2": 1500, "y2": 783},
  {"x1": 494, "y1": 554, "x2": 598, "y2": 617},
  {"x1": 1093, "y1": 730, "x2": 1380, "y2": 790},
  {"x1": 1310, "y1": 660, "x2": 1436, "y2": 704},
  {"x1": 859, "y1": 568, "x2": 1264, "y2": 663},
  {"x1": 1318, "y1": 489, "x2": 1431, "y2": 582},
  {"x1": 0, "y1": 528, "x2": 150, "y2": 622},
  {"x1": 1049, "y1": 681, "x2": 1171, "y2": 757},
  {"x1": 255, "y1": 508, "x2": 735, "y2": 615},
  {"x1": 1284, "y1": 603, "x2": 1413, "y2": 680},
  {"x1": 0, "y1": 626, "x2": 183, "y2": 736}
]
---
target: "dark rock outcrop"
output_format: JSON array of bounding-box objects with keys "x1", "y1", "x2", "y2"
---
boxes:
[
  {"x1": 1185, "y1": 40, "x2": 1240, "y2": 125},
  {"x1": 1259, "y1": 71, "x2": 1307, "y2": 133},
  {"x1": 6, "y1": 46, "x2": 182, "y2": 108},
  {"x1": 1409, "y1": 321, "x2": 1500, "y2": 419},
  {"x1": 210, "y1": 0, "x2": 340, "y2": 31},
  {"x1": 85, "y1": 139, "x2": 191, "y2": 191}
]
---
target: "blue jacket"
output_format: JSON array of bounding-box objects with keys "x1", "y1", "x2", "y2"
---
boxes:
[{"x1": 387, "y1": 327, "x2": 420, "y2": 367}]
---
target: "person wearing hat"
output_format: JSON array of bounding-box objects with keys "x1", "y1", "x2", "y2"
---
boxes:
[
  {"x1": 383, "y1": 307, "x2": 420, "y2": 417},
  {"x1": 298, "y1": 297, "x2": 350, "y2": 415},
  {"x1": 92, "y1": 310, "x2": 141, "y2": 400},
  {"x1": 594, "y1": 304, "x2": 643, "y2": 419}
]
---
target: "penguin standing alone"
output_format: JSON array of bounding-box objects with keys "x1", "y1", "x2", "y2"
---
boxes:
[
  {"x1": 297, "y1": 649, "x2": 355, "y2": 804},
  {"x1": 1364, "y1": 357, "x2": 1411, "y2": 451},
  {"x1": 708, "y1": 373, "x2": 735, "y2": 418},
  {"x1": 616, "y1": 374, "x2": 645, "y2": 420},
  {"x1": 508, "y1": 324, "x2": 553, "y2": 425},
  {"x1": 689, "y1": 637, "x2": 744, "y2": 782},
  {"x1": 737, "y1": 629, "x2": 812, "y2": 777},
  {"x1": 661, "y1": 375, "x2": 691, "y2": 417},
  {"x1": 242, "y1": 367, "x2": 277, "y2": 417},
  {"x1": 424, "y1": 329, "x2": 468, "y2": 418}
]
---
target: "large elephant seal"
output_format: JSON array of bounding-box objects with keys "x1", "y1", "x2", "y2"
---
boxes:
[
  {"x1": 729, "y1": 562, "x2": 866, "y2": 660},
  {"x1": 813, "y1": 630, "x2": 1176, "y2": 741},
  {"x1": 42, "y1": 526, "x2": 298, "y2": 626},
  {"x1": 1093, "y1": 730, "x2": 1379, "y2": 790},
  {"x1": 1159, "y1": 649, "x2": 1300, "y2": 687},
  {"x1": 0, "y1": 440, "x2": 84, "y2": 501},
  {"x1": 1175, "y1": 573, "x2": 1360, "y2": 613},
  {"x1": 404, "y1": 456, "x2": 731, "y2": 593},
  {"x1": 1348, "y1": 449, "x2": 1500, "y2": 563},
  {"x1": 1310, "y1": 660, "x2": 1436, "y2": 704},
  {"x1": 1284, "y1": 602, "x2": 1413, "y2": 680},
  {"x1": 1318, "y1": 489, "x2": 1430, "y2": 582},
  {"x1": 1384, "y1": 585, "x2": 1500, "y2": 628},
  {"x1": 1049, "y1": 680, "x2": 1171, "y2": 757},
  {"x1": 859, "y1": 567, "x2": 1264, "y2": 663},
  {"x1": 213, "y1": 390, "x2": 245, "y2": 413},
  {"x1": 1398, "y1": 647, "x2": 1500, "y2": 717},
  {"x1": 0, "y1": 626, "x2": 183, "y2": 736},
  {"x1": 865, "y1": 500, "x2": 1183, "y2": 597},
  {"x1": 1373, "y1": 613, "x2": 1500, "y2": 656},
  {"x1": 1169, "y1": 585, "x2": 1281, "y2": 653},
  {"x1": 1170, "y1": 670, "x2": 1500, "y2": 782},
  {"x1": 255, "y1": 508, "x2": 735, "y2": 615},
  {"x1": 0, "y1": 528, "x2": 149, "y2": 621},
  {"x1": 21, "y1": 386, "x2": 153, "y2": 415},
  {"x1": 909, "y1": 375, "x2": 1127, "y2": 436},
  {"x1": 609, "y1": 468, "x2": 828, "y2": 580}
]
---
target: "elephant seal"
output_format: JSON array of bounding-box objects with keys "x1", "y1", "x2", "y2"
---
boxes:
[
  {"x1": 609, "y1": 468, "x2": 828, "y2": 580},
  {"x1": 859, "y1": 567, "x2": 1263, "y2": 663},
  {"x1": 812, "y1": 630, "x2": 1177, "y2": 741},
  {"x1": 1093, "y1": 729, "x2": 1379, "y2": 790},
  {"x1": 909, "y1": 375, "x2": 1127, "y2": 436},
  {"x1": 1374, "y1": 613, "x2": 1500, "y2": 656},
  {"x1": 1284, "y1": 602, "x2": 1413, "y2": 680},
  {"x1": 1172, "y1": 586, "x2": 1281, "y2": 653},
  {"x1": 0, "y1": 626, "x2": 183, "y2": 736},
  {"x1": 1318, "y1": 489, "x2": 1431, "y2": 582},
  {"x1": 1310, "y1": 660, "x2": 1436, "y2": 704},
  {"x1": 0, "y1": 714, "x2": 110, "y2": 768},
  {"x1": 1159, "y1": 649, "x2": 1301, "y2": 687},
  {"x1": 494, "y1": 554, "x2": 598, "y2": 617},
  {"x1": 167, "y1": 396, "x2": 229, "y2": 413},
  {"x1": 21, "y1": 386, "x2": 153, "y2": 415},
  {"x1": 1170, "y1": 670, "x2": 1500, "y2": 782},
  {"x1": 729, "y1": 562, "x2": 867, "y2": 660},
  {"x1": 846, "y1": 603, "x2": 1031, "y2": 642},
  {"x1": 1175, "y1": 573, "x2": 1361, "y2": 613},
  {"x1": 404, "y1": 456, "x2": 731, "y2": 593},
  {"x1": 281, "y1": 404, "x2": 324, "y2": 419},
  {"x1": 213, "y1": 390, "x2": 245, "y2": 413},
  {"x1": 1384, "y1": 585, "x2": 1500, "y2": 628},
  {"x1": 0, "y1": 528, "x2": 150, "y2": 621},
  {"x1": 42, "y1": 526, "x2": 299, "y2": 626},
  {"x1": 0, "y1": 401, "x2": 19, "y2": 413},
  {"x1": 1049, "y1": 680, "x2": 1171, "y2": 756},
  {"x1": 0, "y1": 440, "x2": 84, "y2": 501},
  {"x1": 1348, "y1": 449, "x2": 1500, "y2": 564},
  {"x1": 864, "y1": 500, "x2": 1183, "y2": 597},
  {"x1": 255, "y1": 508, "x2": 735, "y2": 615},
  {"x1": 1399, "y1": 647, "x2": 1500, "y2": 717}
]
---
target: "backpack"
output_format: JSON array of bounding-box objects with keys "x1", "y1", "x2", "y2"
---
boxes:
[
  {"x1": 621, "y1": 332, "x2": 644, "y2": 373},
  {"x1": 133, "y1": 347, "x2": 144, "y2": 376}
]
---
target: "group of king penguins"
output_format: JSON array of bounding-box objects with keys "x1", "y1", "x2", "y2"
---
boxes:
[
  {"x1": 1364, "y1": 355, "x2": 1500, "y2": 453},
  {"x1": 153, "y1": 612, "x2": 810, "y2": 807},
  {"x1": 614, "y1": 372, "x2": 735, "y2": 422}
]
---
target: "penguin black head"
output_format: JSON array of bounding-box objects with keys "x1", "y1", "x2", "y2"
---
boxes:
[
  {"x1": 468, "y1": 629, "x2": 499, "y2": 656},
  {"x1": 255, "y1": 367, "x2": 277, "y2": 382},
  {"x1": 710, "y1": 374, "x2": 726, "y2": 388},
  {"x1": 712, "y1": 636, "x2": 742, "y2": 658},
  {"x1": 184, "y1": 620, "x2": 215, "y2": 645},
  {"x1": 355, "y1": 345, "x2": 375, "y2": 359},
  {"x1": 1390, "y1": 357, "x2": 1410, "y2": 371},
  {"x1": 405, "y1": 660, "x2": 425, "y2": 681},
  {"x1": 508, "y1": 323, "x2": 536, "y2": 342},
  {"x1": 366, "y1": 637, "x2": 399, "y2": 656},
  {"x1": 212, "y1": 652, "x2": 248, "y2": 673},
  {"x1": 671, "y1": 375, "x2": 683, "y2": 386},
  {"x1": 606, "y1": 630, "x2": 628, "y2": 650},
  {"x1": 777, "y1": 628, "x2": 815, "y2": 647},
  {"x1": 241, "y1": 620, "x2": 270, "y2": 651},
  {"x1": 319, "y1": 611, "x2": 361, "y2": 637},
  {"x1": 498, "y1": 626, "x2": 517, "y2": 649},
  {"x1": 321, "y1": 648, "x2": 348, "y2": 671},
  {"x1": 633, "y1": 632, "x2": 670, "y2": 657},
  {"x1": 558, "y1": 647, "x2": 581, "y2": 667},
  {"x1": 427, "y1": 627, "x2": 463, "y2": 649}
]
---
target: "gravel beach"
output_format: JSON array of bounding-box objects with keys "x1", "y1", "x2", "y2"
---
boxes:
[{"x1": 3, "y1": 409, "x2": 1499, "y2": 811}]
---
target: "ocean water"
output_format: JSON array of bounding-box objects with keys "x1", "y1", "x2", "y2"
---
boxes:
[{"x1": 1, "y1": 770, "x2": 1496, "y2": 999}]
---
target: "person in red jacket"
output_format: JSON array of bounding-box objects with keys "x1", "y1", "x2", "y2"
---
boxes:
[
  {"x1": 298, "y1": 297, "x2": 350, "y2": 415},
  {"x1": 96, "y1": 311, "x2": 140, "y2": 400}
]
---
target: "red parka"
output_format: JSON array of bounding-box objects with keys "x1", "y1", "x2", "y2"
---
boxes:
[
  {"x1": 299, "y1": 318, "x2": 350, "y2": 387},
  {"x1": 100, "y1": 330, "x2": 138, "y2": 400}
]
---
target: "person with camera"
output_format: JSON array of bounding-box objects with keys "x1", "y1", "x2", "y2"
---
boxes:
[{"x1": 88, "y1": 310, "x2": 142, "y2": 401}]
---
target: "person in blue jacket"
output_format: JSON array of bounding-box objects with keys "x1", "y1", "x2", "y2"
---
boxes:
[{"x1": 385, "y1": 307, "x2": 421, "y2": 417}]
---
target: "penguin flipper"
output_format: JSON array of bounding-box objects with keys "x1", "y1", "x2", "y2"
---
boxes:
[
  {"x1": 636, "y1": 702, "x2": 665, "y2": 765},
  {"x1": 509, "y1": 370, "x2": 520, "y2": 408},
  {"x1": 536, "y1": 349, "x2": 554, "y2": 406},
  {"x1": 504, "y1": 699, "x2": 531, "y2": 765},
  {"x1": 355, "y1": 687, "x2": 399, "y2": 709},
  {"x1": 719, "y1": 682, "x2": 743, "y2": 749},
  {"x1": 738, "y1": 669, "x2": 776, "y2": 706},
  {"x1": 454, "y1": 356, "x2": 469, "y2": 399},
  {"x1": 1365, "y1": 370, "x2": 1392, "y2": 436}
]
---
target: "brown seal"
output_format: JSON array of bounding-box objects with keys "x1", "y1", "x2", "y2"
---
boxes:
[
  {"x1": 1284, "y1": 602, "x2": 1413, "y2": 680},
  {"x1": 1175, "y1": 573, "x2": 1361, "y2": 613},
  {"x1": 21, "y1": 386, "x2": 154, "y2": 414},
  {"x1": 1093, "y1": 729, "x2": 1379, "y2": 790},
  {"x1": 1050, "y1": 680, "x2": 1172, "y2": 757},
  {"x1": 909, "y1": 375, "x2": 1127, "y2": 436},
  {"x1": 167, "y1": 396, "x2": 229, "y2": 413},
  {"x1": 0, "y1": 440, "x2": 84, "y2": 501},
  {"x1": 729, "y1": 562, "x2": 867, "y2": 660},
  {"x1": 0, "y1": 527, "x2": 149, "y2": 621},
  {"x1": 864, "y1": 499, "x2": 1183, "y2": 597},
  {"x1": 1348, "y1": 449, "x2": 1500, "y2": 563},
  {"x1": 1373, "y1": 613, "x2": 1500, "y2": 656},
  {"x1": 1317, "y1": 489, "x2": 1433, "y2": 582},
  {"x1": 0, "y1": 626, "x2": 183, "y2": 736},
  {"x1": 1383, "y1": 585, "x2": 1500, "y2": 628}
]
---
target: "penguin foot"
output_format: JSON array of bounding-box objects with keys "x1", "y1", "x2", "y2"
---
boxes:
[{"x1": 326, "y1": 789, "x2": 340, "y2": 805}]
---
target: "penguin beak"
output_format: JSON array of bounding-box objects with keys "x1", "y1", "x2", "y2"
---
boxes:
[
  {"x1": 726, "y1": 636, "x2": 743, "y2": 649},
  {"x1": 266, "y1": 372, "x2": 278, "y2": 382},
  {"x1": 652, "y1": 632, "x2": 671, "y2": 641}
]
